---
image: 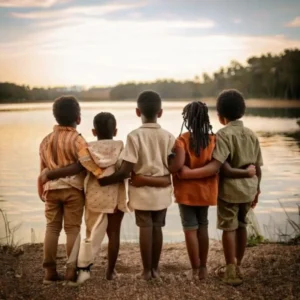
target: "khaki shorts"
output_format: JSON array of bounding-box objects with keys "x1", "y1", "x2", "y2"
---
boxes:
[
  {"x1": 217, "y1": 198, "x2": 251, "y2": 231},
  {"x1": 135, "y1": 209, "x2": 167, "y2": 227}
]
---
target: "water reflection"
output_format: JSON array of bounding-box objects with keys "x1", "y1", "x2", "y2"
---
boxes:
[
  {"x1": 246, "y1": 107, "x2": 300, "y2": 118},
  {"x1": 0, "y1": 103, "x2": 299, "y2": 243}
]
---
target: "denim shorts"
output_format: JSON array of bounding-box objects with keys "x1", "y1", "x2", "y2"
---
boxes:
[{"x1": 178, "y1": 204, "x2": 209, "y2": 231}]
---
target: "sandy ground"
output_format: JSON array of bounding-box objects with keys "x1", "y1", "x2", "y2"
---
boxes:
[{"x1": 0, "y1": 241, "x2": 299, "y2": 300}]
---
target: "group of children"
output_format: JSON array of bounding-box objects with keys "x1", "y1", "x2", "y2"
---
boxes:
[{"x1": 38, "y1": 89, "x2": 262, "y2": 287}]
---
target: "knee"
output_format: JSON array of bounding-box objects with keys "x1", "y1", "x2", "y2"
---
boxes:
[
  {"x1": 64, "y1": 224, "x2": 80, "y2": 236},
  {"x1": 46, "y1": 222, "x2": 62, "y2": 235}
]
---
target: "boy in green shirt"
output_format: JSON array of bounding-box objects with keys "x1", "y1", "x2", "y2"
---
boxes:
[{"x1": 180, "y1": 89, "x2": 262, "y2": 285}]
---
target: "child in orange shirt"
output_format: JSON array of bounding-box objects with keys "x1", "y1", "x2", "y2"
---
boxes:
[{"x1": 167, "y1": 101, "x2": 255, "y2": 280}]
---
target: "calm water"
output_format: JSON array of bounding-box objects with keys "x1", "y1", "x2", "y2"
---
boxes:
[{"x1": 0, "y1": 101, "x2": 300, "y2": 244}]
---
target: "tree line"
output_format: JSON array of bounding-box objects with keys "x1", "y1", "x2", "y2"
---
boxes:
[{"x1": 1, "y1": 48, "x2": 299, "y2": 103}]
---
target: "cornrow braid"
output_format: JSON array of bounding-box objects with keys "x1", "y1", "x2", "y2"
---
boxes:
[{"x1": 180, "y1": 101, "x2": 213, "y2": 157}]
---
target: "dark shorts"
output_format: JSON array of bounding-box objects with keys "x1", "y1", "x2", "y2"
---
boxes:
[
  {"x1": 135, "y1": 209, "x2": 167, "y2": 228},
  {"x1": 217, "y1": 198, "x2": 251, "y2": 231},
  {"x1": 178, "y1": 204, "x2": 209, "y2": 231}
]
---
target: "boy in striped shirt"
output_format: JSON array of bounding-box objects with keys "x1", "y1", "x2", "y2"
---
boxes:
[{"x1": 39, "y1": 96, "x2": 91, "y2": 284}]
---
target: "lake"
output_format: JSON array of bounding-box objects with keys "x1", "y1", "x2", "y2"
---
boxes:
[{"x1": 0, "y1": 100, "x2": 300, "y2": 244}]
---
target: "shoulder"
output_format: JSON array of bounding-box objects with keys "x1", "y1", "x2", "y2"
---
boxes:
[
  {"x1": 40, "y1": 133, "x2": 52, "y2": 149},
  {"x1": 216, "y1": 127, "x2": 229, "y2": 139},
  {"x1": 127, "y1": 128, "x2": 141, "y2": 139},
  {"x1": 159, "y1": 127, "x2": 176, "y2": 141},
  {"x1": 75, "y1": 133, "x2": 87, "y2": 143}
]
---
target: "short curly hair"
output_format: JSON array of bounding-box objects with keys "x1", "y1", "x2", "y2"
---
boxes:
[
  {"x1": 137, "y1": 90, "x2": 162, "y2": 119},
  {"x1": 53, "y1": 96, "x2": 80, "y2": 126},
  {"x1": 216, "y1": 89, "x2": 245, "y2": 121},
  {"x1": 93, "y1": 112, "x2": 116, "y2": 139}
]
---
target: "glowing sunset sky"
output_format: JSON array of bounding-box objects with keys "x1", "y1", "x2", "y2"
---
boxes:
[{"x1": 0, "y1": 0, "x2": 300, "y2": 87}]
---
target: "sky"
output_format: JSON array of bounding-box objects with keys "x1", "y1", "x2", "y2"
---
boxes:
[{"x1": 0, "y1": 0, "x2": 300, "y2": 87}]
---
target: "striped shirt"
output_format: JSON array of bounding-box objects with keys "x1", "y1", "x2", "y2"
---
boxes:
[{"x1": 39, "y1": 125, "x2": 88, "y2": 191}]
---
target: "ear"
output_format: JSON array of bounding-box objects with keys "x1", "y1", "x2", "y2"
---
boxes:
[
  {"x1": 157, "y1": 108, "x2": 163, "y2": 118},
  {"x1": 92, "y1": 128, "x2": 97, "y2": 137},
  {"x1": 76, "y1": 116, "x2": 81, "y2": 125},
  {"x1": 136, "y1": 108, "x2": 141, "y2": 117},
  {"x1": 114, "y1": 128, "x2": 118, "y2": 137}
]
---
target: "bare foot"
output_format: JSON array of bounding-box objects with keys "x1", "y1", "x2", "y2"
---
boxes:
[
  {"x1": 137, "y1": 270, "x2": 152, "y2": 281},
  {"x1": 198, "y1": 266, "x2": 208, "y2": 280},
  {"x1": 106, "y1": 270, "x2": 118, "y2": 280},
  {"x1": 184, "y1": 269, "x2": 199, "y2": 281},
  {"x1": 152, "y1": 268, "x2": 160, "y2": 279}
]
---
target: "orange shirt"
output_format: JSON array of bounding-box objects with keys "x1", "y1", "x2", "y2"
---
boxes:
[{"x1": 172, "y1": 132, "x2": 218, "y2": 206}]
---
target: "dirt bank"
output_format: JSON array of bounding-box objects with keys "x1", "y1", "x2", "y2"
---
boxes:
[{"x1": 0, "y1": 241, "x2": 299, "y2": 300}]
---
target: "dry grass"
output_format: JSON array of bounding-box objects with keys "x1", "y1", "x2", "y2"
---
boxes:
[{"x1": 0, "y1": 241, "x2": 299, "y2": 300}]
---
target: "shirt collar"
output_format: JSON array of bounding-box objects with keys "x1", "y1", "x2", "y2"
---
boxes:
[
  {"x1": 227, "y1": 120, "x2": 243, "y2": 127},
  {"x1": 53, "y1": 125, "x2": 77, "y2": 132},
  {"x1": 140, "y1": 123, "x2": 161, "y2": 129}
]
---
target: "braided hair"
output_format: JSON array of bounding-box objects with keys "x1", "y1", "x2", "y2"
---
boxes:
[{"x1": 180, "y1": 101, "x2": 213, "y2": 157}]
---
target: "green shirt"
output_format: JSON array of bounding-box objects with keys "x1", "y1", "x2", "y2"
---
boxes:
[{"x1": 213, "y1": 120, "x2": 263, "y2": 203}]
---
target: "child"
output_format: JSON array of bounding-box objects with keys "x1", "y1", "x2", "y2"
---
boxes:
[
  {"x1": 99, "y1": 91, "x2": 175, "y2": 280},
  {"x1": 179, "y1": 90, "x2": 262, "y2": 286},
  {"x1": 138, "y1": 101, "x2": 254, "y2": 281},
  {"x1": 39, "y1": 96, "x2": 88, "y2": 284},
  {"x1": 43, "y1": 112, "x2": 128, "y2": 284}
]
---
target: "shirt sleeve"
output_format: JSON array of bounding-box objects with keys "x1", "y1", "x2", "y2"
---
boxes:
[
  {"x1": 168, "y1": 134, "x2": 176, "y2": 154},
  {"x1": 255, "y1": 138, "x2": 264, "y2": 166},
  {"x1": 39, "y1": 140, "x2": 47, "y2": 172},
  {"x1": 212, "y1": 131, "x2": 230, "y2": 164},
  {"x1": 76, "y1": 135, "x2": 103, "y2": 178},
  {"x1": 174, "y1": 136, "x2": 184, "y2": 150},
  {"x1": 121, "y1": 134, "x2": 139, "y2": 164},
  {"x1": 75, "y1": 135, "x2": 88, "y2": 156}
]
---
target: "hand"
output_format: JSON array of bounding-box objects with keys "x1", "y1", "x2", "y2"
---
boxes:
[
  {"x1": 129, "y1": 172, "x2": 147, "y2": 187},
  {"x1": 178, "y1": 165, "x2": 192, "y2": 179},
  {"x1": 246, "y1": 164, "x2": 256, "y2": 177},
  {"x1": 39, "y1": 168, "x2": 50, "y2": 185},
  {"x1": 251, "y1": 191, "x2": 260, "y2": 209}
]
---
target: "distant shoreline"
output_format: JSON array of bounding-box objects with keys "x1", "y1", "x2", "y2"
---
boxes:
[{"x1": 1, "y1": 98, "x2": 300, "y2": 112}]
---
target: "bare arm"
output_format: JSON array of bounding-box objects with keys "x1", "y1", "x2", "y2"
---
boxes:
[
  {"x1": 168, "y1": 147, "x2": 185, "y2": 174},
  {"x1": 130, "y1": 173, "x2": 171, "y2": 188},
  {"x1": 46, "y1": 162, "x2": 84, "y2": 180},
  {"x1": 222, "y1": 162, "x2": 256, "y2": 178},
  {"x1": 179, "y1": 159, "x2": 222, "y2": 179},
  {"x1": 99, "y1": 161, "x2": 134, "y2": 186}
]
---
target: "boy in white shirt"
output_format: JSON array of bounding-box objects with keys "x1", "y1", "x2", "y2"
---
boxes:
[{"x1": 99, "y1": 91, "x2": 175, "y2": 280}]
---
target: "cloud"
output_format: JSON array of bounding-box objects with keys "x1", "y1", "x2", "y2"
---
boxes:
[
  {"x1": 10, "y1": 3, "x2": 146, "y2": 19},
  {"x1": 1, "y1": 15, "x2": 300, "y2": 86},
  {"x1": 0, "y1": 0, "x2": 70, "y2": 7},
  {"x1": 285, "y1": 16, "x2": 300, "y2": 27},
  {"x1": 233, "y1": 18, "x2": 241, "y2": 24}
]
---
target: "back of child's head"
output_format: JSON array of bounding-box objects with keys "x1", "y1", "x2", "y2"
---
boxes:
[
  {"x1": 93, "y1": 112, "x2": 116, "y2": 139},
  {"x1": 137, "y1": 90, "x2": 162, "y2": 119},
  {"x1": 217, "y1": 89, "x2": 245, "y2": 121},
  {"x1": 181, "y1": 101, "x2": 213, "y2": 157},
  {"x1": 53, "y1": 95, "x2": 80, "y2": 126}
]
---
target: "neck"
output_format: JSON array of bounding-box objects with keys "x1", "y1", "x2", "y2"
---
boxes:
[
  {"x1": 97, "y1": 136, "x2": 113, "y2": 140},
  {"x1": 141, "y1": 116, "x2": 157, "y2": 124},
  {"x1": 58, "y1": 123, "x2": 77, "y2": 128}
]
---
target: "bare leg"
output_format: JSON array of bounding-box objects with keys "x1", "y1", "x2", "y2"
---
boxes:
[
  {"x1": 184, "y1": 230, "x2": 200, "y2": 278},
  {"x1": 197, "y1": 225, "x2": 209, "y2": 279},
  {"x1": 139, "y1": 227, "x2": 153, "y2": 280},
  {"x1": 222, "y1": 230, "x2": 236, "y2": 265},
  {"x1": 152, "y1": 226, "x2": 163, "y2": 278},
  {"x1": 236, "y1": 227, "x2": 247, "y2": 266},
  {"x1": 106, "y1": 210, "x2": 124, "y2": 280}
]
